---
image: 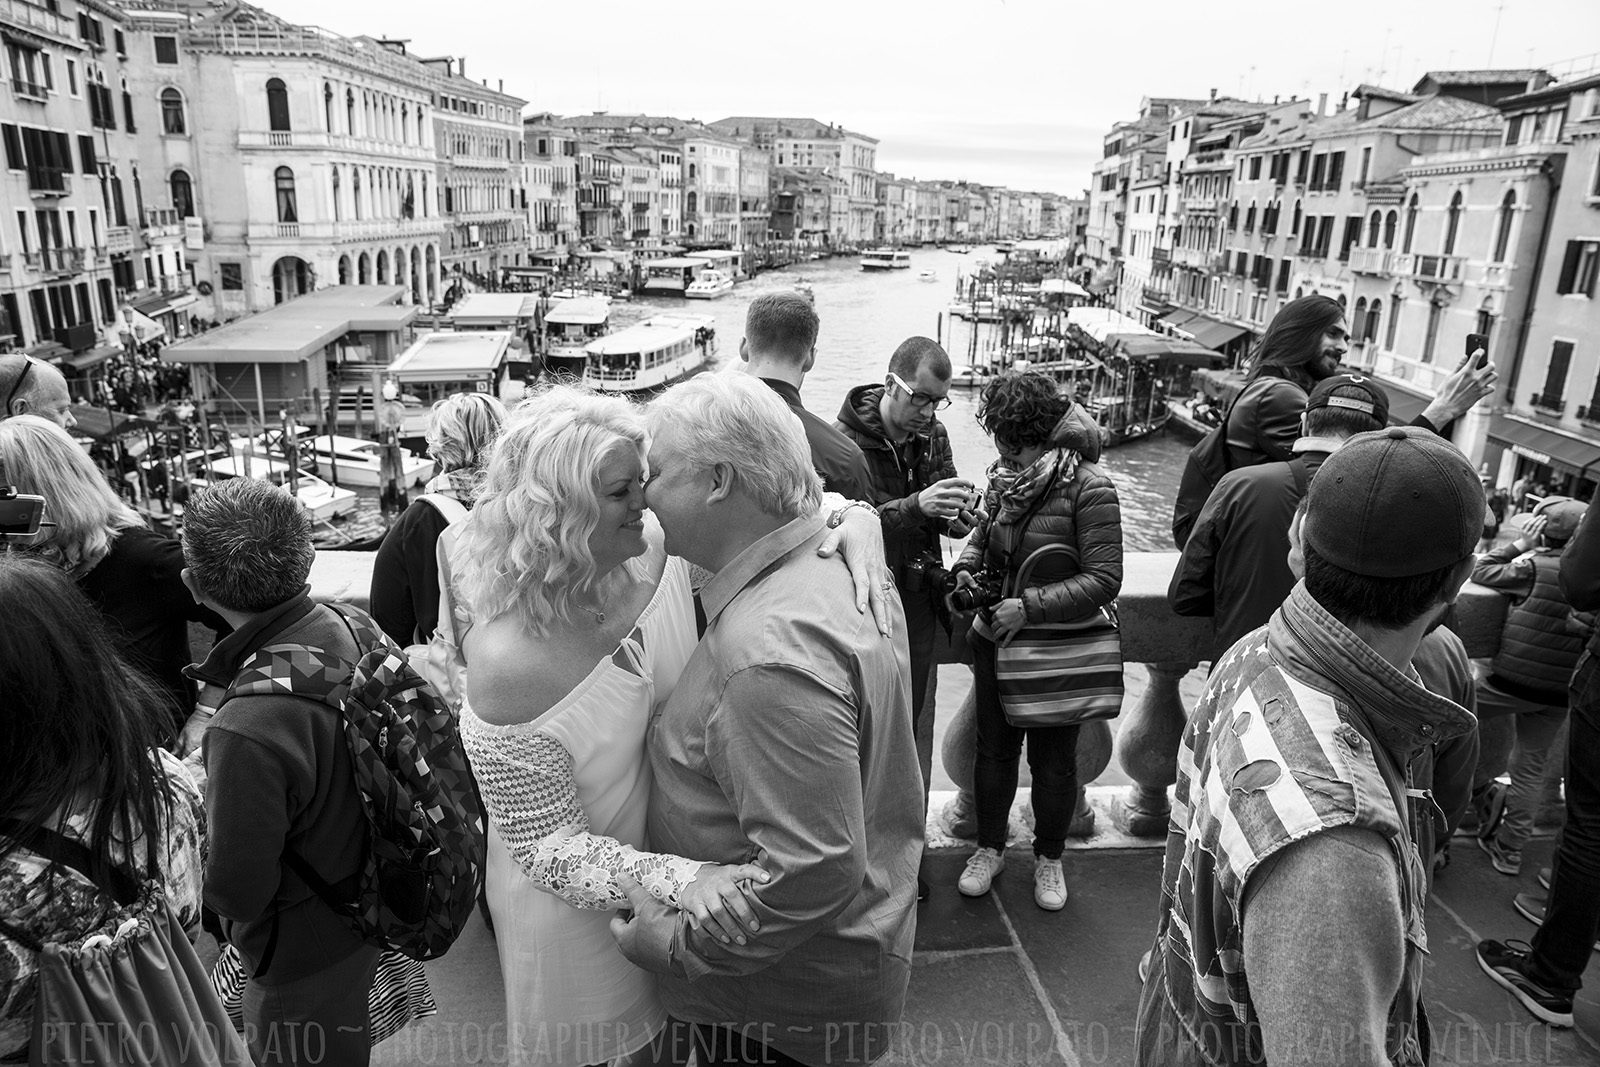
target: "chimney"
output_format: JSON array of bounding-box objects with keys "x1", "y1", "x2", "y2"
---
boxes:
[
  {"x1": 498, "y1": 78, "x2": 503, "y2": 92},
  {"x1": 1209, "y1": 87, "x2": 1217, "y2": 102},
  {"x1": 458, "y1": 57, "x2": 466, "y2": 78},
  {"x1": 1317, "y1": 92, "x2": 1327, "y2": 116},
  {"x1": 1339, "y1": 90, "x2": 1349, "y2": 111}
]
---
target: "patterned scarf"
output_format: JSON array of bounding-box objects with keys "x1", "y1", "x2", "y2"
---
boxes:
[
  {"x1": 986, "y1": 447, "x2": 1080, "y2": 524},
  {"x1": 424, "y1": 464, "x2": 487, "y2": 507}
]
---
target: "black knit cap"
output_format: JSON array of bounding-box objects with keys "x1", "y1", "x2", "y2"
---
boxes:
[{"x1": 1305, "y1": 426, "x2": 1480, "y2": 577}]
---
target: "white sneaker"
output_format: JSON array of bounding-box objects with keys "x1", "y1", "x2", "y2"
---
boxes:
[
  {"x1": 958, "y1": 848, "x2": 1005, "y2": 897},
  {"x1": 1034, "y1": 857, "x2": 1067, "y2": 911}
]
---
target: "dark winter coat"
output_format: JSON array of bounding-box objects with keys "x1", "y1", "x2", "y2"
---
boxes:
[
  {"x1": 957, "y1": 405, "x2": 1123, "y2": 624},
  {"x1": 834, "y1": 384, "x2": 960, "y2": 580}
]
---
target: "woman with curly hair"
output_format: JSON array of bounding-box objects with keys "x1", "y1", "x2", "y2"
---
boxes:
[
  {"x1": 450, "y1": 383, "x2": 887, "y2": 1066},
  {"x1": 949, "y1": 371, "x2": 1123, "y2": 912}
]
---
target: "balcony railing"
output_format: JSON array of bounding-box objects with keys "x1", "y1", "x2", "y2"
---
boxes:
[
  {"x1": 1348, "y1": 247, "x2": 1395, "y2": 276},
  {"x1": 1475, "y1": 262, "x2": 1512, "y2": 288},
  {"x1": 105, "y1": 225, "x2": 134, "y2": 255},
  {"x1": 1401, "y1": 253, "x2": 1464, "y2": 282},
  {"x1": 11, "y1": 77, "x2": 47, "y2": 100},
  {"x1": 27, "y1": 165, "x2": 67, "y2": 194},
  {"x1": 24, "y1": 247, "x2": 83, "y2": 274},
  {"x1": 0, "y1": 0, "x2": 74, "y2": 39},
  {"x1": 276, "y1": 222, "x2": 300, "y2": 238},
  {"x1": 0, "y1": 252, "x2": 10, "y2": 272}
]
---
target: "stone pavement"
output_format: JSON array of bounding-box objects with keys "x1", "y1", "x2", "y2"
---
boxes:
[{"x1": 371, "y1": 829, "x2": 1600, "y2": 1067}]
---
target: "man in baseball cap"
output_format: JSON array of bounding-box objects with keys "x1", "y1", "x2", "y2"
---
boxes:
[
  {"x1": 1170, "y1": 372, "x2": 1392, "y2": 660},
  {"x1": 1140, "y1": 425, "x2": 1480, "y2": 1066}
]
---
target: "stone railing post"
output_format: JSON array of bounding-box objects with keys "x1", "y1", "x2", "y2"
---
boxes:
[{"x1": 1112, "y1": 661, "x2": 1197, "y2": 836}]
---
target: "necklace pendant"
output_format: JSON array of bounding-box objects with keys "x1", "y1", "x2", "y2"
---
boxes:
[{"x1": 595, "y1": 611, "x2": 605, "y2": 623}]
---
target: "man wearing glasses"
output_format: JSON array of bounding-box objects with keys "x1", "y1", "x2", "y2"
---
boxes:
[
  {"x1": 0, "y1": 354, "x2": 77, "y2": 429},
  {"x1": 837, "y1": 337, "x2": 977, "y2": 885}
]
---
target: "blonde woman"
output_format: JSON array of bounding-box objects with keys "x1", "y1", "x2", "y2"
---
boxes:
[
  {"x1": 454, "y1": 384, "x2": 888, "y2": 1067},
  {"x1": 371, "y1": 391, "x2": 508, "y2": 647},
  {"x1": 0, "y1": 415, "x2": 224, "y2": 737}
]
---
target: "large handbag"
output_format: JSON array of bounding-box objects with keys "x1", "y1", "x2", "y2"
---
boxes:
[
  {"x1": 993, "y1": 544, "x2": 1125, "y2": 728},
  {"x1": 0, "y1": 822, "x2": 249, "y2": 1067}
]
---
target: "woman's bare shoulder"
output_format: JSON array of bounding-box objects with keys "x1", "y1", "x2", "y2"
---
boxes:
[{"x1": 466, "y1": 617, "x2": 591, "y2": 726}]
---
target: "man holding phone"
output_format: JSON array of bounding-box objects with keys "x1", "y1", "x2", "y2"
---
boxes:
[{"x1": 838, "y1": 338, "x2": 975, "y2": 834}]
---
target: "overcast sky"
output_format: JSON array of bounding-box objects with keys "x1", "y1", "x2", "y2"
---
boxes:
[{"x1": 267, "y1": 0, "x2": 1595, "y2": 196}]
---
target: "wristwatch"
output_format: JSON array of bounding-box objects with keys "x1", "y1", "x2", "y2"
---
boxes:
[{"x1": 827, "y1": 500, "x2": 876, "y2": 528}]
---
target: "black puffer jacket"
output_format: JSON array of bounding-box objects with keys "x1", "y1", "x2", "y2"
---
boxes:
[
  {"x1": 957, "y1": 404, "x2": 1123, "y2": 624},
  {"x1": 834, "y1": 383, "x2": 960, "y2": 579}
]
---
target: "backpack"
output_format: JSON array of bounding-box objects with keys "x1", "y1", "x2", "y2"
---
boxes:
[
  {"x1": 0, "y1": 820, "x2": 250, "y2": 1066},
  {"x1": 222, "y1": 603, "x2": 485, "y2": 970},
  {"x1": 1172, "y1": 376, "x2": 1271, "y2": 550}
]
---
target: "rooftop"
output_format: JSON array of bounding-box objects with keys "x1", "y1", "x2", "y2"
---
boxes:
[
  {"x1": 387, "y1": 330, "x2": 511, "y2": 378},
  {"x1": 709, "y1": 116, "x2": 879, "y2": 145},
  {"x1": 163, "y1": 286, "x2": 414, "y2": 365}
]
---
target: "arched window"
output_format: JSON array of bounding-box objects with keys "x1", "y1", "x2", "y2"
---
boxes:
[
  {"x1": 1492, "y1": 190, "x2": 1516, "y2": 262},
  {"x1": 266, "y1": 77, "x2": 290, "y2": 131},
  {"x1": 331, "y1": 165, "x2": 341, "y2": 221},
  {"x1": 1365, "y1": 299, "x2": 1382, "y2": 347},
  {"x1": 1352, "y1": 297, "x2": 1368, "y2": 342},
  {"x1": 1443, "y1": 191, "x2": 1464, "y2": 254},
  {"x1": 274, "y1": 166, "x2": 297, "y2": 223},
  {"x1": 346, "y1": 88, "x2": 356, "y2": 133},
  {"x1": 1291, "y1": 199, "x2": 1302, "y2": 237},
  {"x1": 1385, "y1": 297, "x2": 1401, "y2": 348},
  {"x1": 353, "y1": 168, "x2": 362, "y2": 219},
  {"x1": 1244, "y1": 202, "x2": 1256, "y2": 233},
  {"x1": 169, "y1": 168, "x2": 194, "y2": 218},
  {"x1": 686, "y1": 191, "x2": 697, "y2": 215},
  {"x1": 1383, "y1": 210, "x2": 1398, "y2": 249},
  {"x1": 323, "y1": 82, "x2": 334, "y2": 131},
  {"x1": 1402, "y1": 195, "x2": 1419, "y2": 253},
  {"x1": 1228, "y1": 201, "x2": 1239, "y2": 230},
  {"x1": 1368, "y1": 210, "x2": 1382, "y2": 248},
  {"x1": 160, "y1": 88, "x2": 186, "y2": 135}
]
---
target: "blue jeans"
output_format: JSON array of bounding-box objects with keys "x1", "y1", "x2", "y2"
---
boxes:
[
  {"x1": 1527, "y1": 650, "x2": 1600, "y2": 995},
  {"x1": 970, "y1": 628, "x2": 1080, "y2": 859}
]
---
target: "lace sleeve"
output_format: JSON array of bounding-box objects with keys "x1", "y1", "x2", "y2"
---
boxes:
[{"x1": 467, "y1": 730, "x2": 703, "y2": 910}]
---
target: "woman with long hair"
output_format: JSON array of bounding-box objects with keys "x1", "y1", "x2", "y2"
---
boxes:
[
  {"x1": 950, "y1": 371, "x2": 1123, "y2": 913},
  {"x1": 0, "y1": 555, "x2": 205, "y2": 1060},
  {"x1": 1224, "y1": 294, "x2": 1349, "y2": 469},
  {"x1": 453, "y1": 383, "x2": 885, "y2": 1066},
  {"x1": 0, "y1": 415, "x2": 225, "y2": 737},
  {"x1": 371, "y1": 391, "x2": 507, "y2": 648}
]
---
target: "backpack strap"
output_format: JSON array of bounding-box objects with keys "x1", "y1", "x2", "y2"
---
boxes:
[
  {"x1": 1288, "y1": 456, "x2": 1309, "y2": 496},
  {"x1": 417, "y1": 492, "x2": 469, "y2": 526},
  {"x1": 0, "y1": 819, "x2": 142, "y2": 909}
]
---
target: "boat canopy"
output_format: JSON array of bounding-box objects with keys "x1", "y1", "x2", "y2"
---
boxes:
[
  {"x1": 387, "y1": 331, "x2": 512, "y2": 379},
  {"x1": 646, "y1": 257, "x2": 708, "y2": 270},
  {"x1": 1040, "y1": 278, "x2": 1090, "y2": 298},
  {"x1": 546, "y1": 297, "x2": 611, "y2": 326},
  {"x1": 1104, "y1": 333, "x2": 1225, "y2": 368}
]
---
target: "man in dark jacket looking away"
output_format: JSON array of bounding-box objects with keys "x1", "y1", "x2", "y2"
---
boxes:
[{"x1": 740, "y1": 292, "x2": 873, "y2": 502}]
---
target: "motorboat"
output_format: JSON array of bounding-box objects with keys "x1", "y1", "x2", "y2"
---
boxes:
[
  {"x1": 198, "y1": 456, "x2": 359, "y2": 522},
  {"x1": 860, "y1": 248, "x2": 912, "y2": 271},
  {"x1": 684, "y1": 270, "x2": 735, "y2": 299},
  {"x1": 240, "y1": 429, "x2": 433, "y2": 489},
  {"x1": 918, "y1": 270, "x2": 938, "y2": 282}
]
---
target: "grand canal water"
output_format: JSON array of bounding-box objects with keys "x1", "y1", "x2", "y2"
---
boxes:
[{"x1": 612, "y1": 244, "x2": 1188, "y2": 552}]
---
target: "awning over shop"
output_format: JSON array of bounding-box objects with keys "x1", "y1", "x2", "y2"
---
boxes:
[
  {"x1": 1188, "y1": 316, "x2": 1252, "y2": 350},
  {"x1": 64, "y1": 344, "x2": 123, "y2": 371},
  {"x1": 1379, "y1": 380, "x2": 1431, "y2": 427},
  {"x1": 1158, "y1": 308, "x2": 1202, "y2": 329},
  {"x1": 1487, "y1": 414, "x2": 1600, "y2": 478}
]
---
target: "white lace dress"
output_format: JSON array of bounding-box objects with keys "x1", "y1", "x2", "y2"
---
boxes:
[{"x1": 460, "y1": 538, "x2": 699, "y2": 1067}]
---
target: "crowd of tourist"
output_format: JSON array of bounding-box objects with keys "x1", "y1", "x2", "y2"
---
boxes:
[{"x1": 0, "y1": 285, "x2": 1595, "y2": 1066}]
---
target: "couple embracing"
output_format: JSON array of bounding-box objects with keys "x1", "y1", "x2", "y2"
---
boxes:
[{"x1": 453, "y1": 374, "x2": 924, "y2": 1067}]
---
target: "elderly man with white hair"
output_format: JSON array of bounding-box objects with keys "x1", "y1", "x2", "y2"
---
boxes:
[{"x1": 610, "y1": 372, "x2": 923, "y2": 1067}]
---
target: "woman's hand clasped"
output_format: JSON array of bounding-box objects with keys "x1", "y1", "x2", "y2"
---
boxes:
[
  {"x1": 679, "y1": 861, "x2": 770, "y2": 945},
  {"x1": 990, "y1": 596, "x2": 1027, "y2": 647}
]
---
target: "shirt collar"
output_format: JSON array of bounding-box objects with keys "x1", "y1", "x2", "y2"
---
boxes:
[
  {"x1": 700, "y1": 513, "x2": 826, "y2": 625},
  {"x1": 1270, "y1": 582, "x2": 1475, "y2": 758},
  {"x1": 185, "y1": 587, "x2": 316, "y2": 686},
  {"x1": 760, "y1": 377, "x2": 803, "y2": 408},
  {"x1": 1290, "y1": 435, "x2": 1347, "y2": 455}
]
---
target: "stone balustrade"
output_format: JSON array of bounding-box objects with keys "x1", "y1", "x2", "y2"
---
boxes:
[{"x1": 309, "y1": 548, "x2": 1511, "y2": 838}]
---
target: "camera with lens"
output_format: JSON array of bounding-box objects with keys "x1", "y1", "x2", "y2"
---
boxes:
[
  {"x1": 903, "y1": 550, "x2": 949, "y2": 596},
  {"x1": 947, "y1": 570, "x2": 1006, "y2": 613}
]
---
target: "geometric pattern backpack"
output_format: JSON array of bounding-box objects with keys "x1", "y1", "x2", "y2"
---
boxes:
[{"x1": 222, "y1": 602, "x2": 486, "y2": 969}]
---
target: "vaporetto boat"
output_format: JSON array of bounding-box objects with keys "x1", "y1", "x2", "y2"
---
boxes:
[{"x1": 582, "y1": 314, "x2": 718, "y2": 394}]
